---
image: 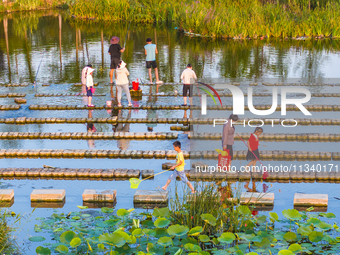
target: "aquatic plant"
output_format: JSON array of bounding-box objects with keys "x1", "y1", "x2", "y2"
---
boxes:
[
  {"x1": 67, "y1": 0, "x2": 340, "y2": 39},
  {"x1": 32, "y1": 200, "x2": 340, "y2": 254},
  {"x1": 0, "y1": 209, "x2": 21, "y2": 254}
]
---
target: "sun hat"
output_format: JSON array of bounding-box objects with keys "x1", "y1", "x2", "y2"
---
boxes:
[
  {"x1": 118, "y1": 61, "x2": 126, "y2": 69},
  {"x1": 86, "y1": 67, "x2": 95, "y2": 75},
  {"x1": 110, "y1": 36, "x2": 120, "y2": 44}
]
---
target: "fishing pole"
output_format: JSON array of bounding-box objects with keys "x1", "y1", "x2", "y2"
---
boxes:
[
  {"x1": 33, "y1": 51, "x2": 45, "y2": 88},
  {"x1": 236, "y1": 133, "x2": 269, "y2": 179},
  {"x1": 123, "y1": 22, "x2": 131, "y2": 49}
]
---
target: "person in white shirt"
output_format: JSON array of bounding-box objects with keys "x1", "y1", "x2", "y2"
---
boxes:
[
  {"x1": 115, "y1": 60, "x2": 132, "y2": 107},
  {"x1": 180, "y1": 64, "x2": 197, "y2": 106},
  {"x1": 86, "y1": 67, "x2": 95, "y2": 107},
  {"x1": 81, "y1": 64, "x2": 92, "y2": 94}
]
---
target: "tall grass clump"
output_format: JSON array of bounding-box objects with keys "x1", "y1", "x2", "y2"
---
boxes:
[
  {"x1": 0, "y1": 210, "x2": 20, "y2": 254},
  {"x1": 69, "y1": 0, "x2": 340, "y2": 38}
]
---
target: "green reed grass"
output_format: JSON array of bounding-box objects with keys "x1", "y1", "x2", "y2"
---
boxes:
[{"x1": 68, "y1": 0, "x2": 340, "y2": 38}]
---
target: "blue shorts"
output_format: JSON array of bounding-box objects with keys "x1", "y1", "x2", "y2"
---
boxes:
[{"x1": 168, "y1": 169, "x2": 188, "y2": 183}]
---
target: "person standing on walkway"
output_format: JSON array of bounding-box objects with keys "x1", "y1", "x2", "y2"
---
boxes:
[
  {"x1": 144, "y1": 38, "x2": 163, "y2": 84},
  {"x1": 86, "y1": 67, "x2": 95, "y2": 107},
  {"x1": 180, "y1": 63, "x2": 197, "y2": 106},
  {"x1": 81, "y1": 64, "x2": 92, "y2": 94},
  {"x1": 222, "y1": 114, "x2": 239, "y2": 170},
  {"x1": 109, "y1": 36, "x2": 125, "y2": 85},
  {"x1": 115, "y1": 60, "x2": 132, "y2": 107}
]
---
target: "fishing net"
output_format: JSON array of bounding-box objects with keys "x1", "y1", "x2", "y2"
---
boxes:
[{"x1": 129, "y1": 178, "x2": 141, "y2": 189}]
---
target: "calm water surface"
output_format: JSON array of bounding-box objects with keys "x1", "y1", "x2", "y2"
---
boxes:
[{"x1": 0, "y1": 10, "x2": 340, "y2": 253}]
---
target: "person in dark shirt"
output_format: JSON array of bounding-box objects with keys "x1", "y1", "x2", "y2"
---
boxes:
[{"x1": 108, "y1": 36, "x2": 125, "y2": 84}]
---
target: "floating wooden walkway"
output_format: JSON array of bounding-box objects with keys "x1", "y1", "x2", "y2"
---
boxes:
[
  {"x1": 0, "y1": 93, "x2": 26, "y2": 98},
  {"x1": 0, "y1": 149, "x2": 339, "y2": 160},
  {"x1": 33, "y1": 92, "x2": 340, "y2": 98},
  {"x1": 25, "y1": 104, "x2": 340, "y2": 111},
  {"x1": 0, "y1": 167, "x2": 153, "y2": 180},
  {"x1": 0, "y1": 132, "x2": 177, "y2": 140},
  {"x1": 1, "y1": 117, "x2": 340, "y2": 126}
]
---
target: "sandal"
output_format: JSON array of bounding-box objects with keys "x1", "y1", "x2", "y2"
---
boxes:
[
  {"x1": 128, "y1": 103, "x2": 133, "y2": 107},
  {"x1": 118, "y1": 103, "x2": 122, "y2": 107}
]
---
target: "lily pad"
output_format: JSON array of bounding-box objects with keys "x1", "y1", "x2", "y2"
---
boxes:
[
  {"x1": 308, "y1": 231, "x2": 323, "y2": 243},
  {"x1": 237, "y1": 205, "x2": 251, "y2": 216},
  {"x1": 184, "y1": 243, "x2": 202, "y2": 252},
  {"x1": 288, "y1": 243, "x2": 302, "y2": 252},
  {"x1": 36, "y1": 246, "x2": 51, "y2": 255},
  {"x1": 269, "y1": 212, "x2": 279, "y2": 222},
  {"x1": 77, "y1": 205, "x2": 88, "y2": 210},
  {"x1": 157, "y1": 236, "x2": 173, "y2": 246},
  {"x1": 188, "y1": 226, "x2": 203, "y2": 236},
  {"x1": 153, "y1": 207, "x2": 170, "y2": 217},
  {"x1": 117, "y1": 209, "x2": 129, "y2": 217},
  {"x1": 132, "y1": 228, "x2": 144, "y2": 237},
  {"x1": 315, "y1": 222, "x2": 332, "y2": 231},
  {"x1": 70, "y1": 237, "x2": 81, "y2": 248},
  {"x1": 98, "y1": 233, "x2": 126, "y2": 247},
  {"x1": 218, "y1": 232, "x2": 236, "y2": 244},
  {"x1": 154, "y1": 218, "x2": 170, "y2": 228},
  {"x1": 101, "y1": 207, "x2": 113, "y2": 213},
  {"x1": 55, "y1": 244, "x2": 69, "y2": 253},
  {"x1": 29, "y1": 236, "x2": 46, "y2": 242},
  {"x1": 278, "y1": 250, "x2": 294, "y2": 255},
  {"x1": 199, "y1": 235, "x2": 210, "y2": 242},
  {"x1": 167, "y1": 224, "x2": 189, "y2": 236},
  {"x1": 60, "y1": 231, "x2": 77, "y2": 244},
  {"x1": 201, "y1": 214, "x2": 217, "y2": 226},
  {"x1": 282, "y1": 209, "x2": 301, "y2": 221},
  {"x1": 283, "y1": 232, "x2": 297, "y2": 242}
]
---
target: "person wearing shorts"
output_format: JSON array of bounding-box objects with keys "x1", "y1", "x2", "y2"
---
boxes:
[
  {"x1": 144, "y1": 38, "x2": 163, "y2": 84},
  {"x1": 180, "y1": 64, "x2": 197, "y2": 106},
  {"x1": 108, "y1": 36, "x2": 125, "y2": 84},
  {"x1": 162, "y1": 141, "x2": 195, "y2": 193}
]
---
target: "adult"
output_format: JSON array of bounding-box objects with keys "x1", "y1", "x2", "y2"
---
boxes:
[
  {"x1": 108, "y1": 36, "x2": 125, "y2": 84},
  {"x1": 115, "y1": 60, "x2": 132, "y2": 107},
  {"x1": 180, "y1": 63, "x2": 197, "y2": 106},
  {"x1": 144, "y1": 38, "x2": 163, "y2": 84},
  {"x1": 81, "y1": 64, "x2": 92, "y2": 94},
  {"x1": 222, "y1": 114, "x2": 239, "y2": 170}
]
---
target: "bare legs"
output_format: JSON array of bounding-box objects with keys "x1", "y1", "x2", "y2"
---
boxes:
[
  {"x1": 148, "y1": 67, "x2": 161, "y2": 83},
  {"x1": 162, "y1": 179, "x2": 195, "y2": 193},
  {"x1": 183, "y1": 97, "x2": 193, "y2": 105}
]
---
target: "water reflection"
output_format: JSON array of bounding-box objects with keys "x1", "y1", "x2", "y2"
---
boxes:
[{"x1": 1, "y1": 11, "x2": 340, "y2": 85}]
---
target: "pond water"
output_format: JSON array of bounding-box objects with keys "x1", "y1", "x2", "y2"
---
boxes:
[{"x1": 0, "y1": 10, "x2": 340, "y2": 253}]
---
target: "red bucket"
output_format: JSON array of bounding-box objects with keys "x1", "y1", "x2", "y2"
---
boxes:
[{"x1": 132, "y1": 81, "x2": 139, "y2": 91}]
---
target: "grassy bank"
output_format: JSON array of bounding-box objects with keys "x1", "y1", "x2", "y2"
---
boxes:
[
  {"x1": 69, "y1": 0, "x2": 340, "y2": 38},
  {"x1": 0, "y1": 0, "x2": 69, "y2": 13}
]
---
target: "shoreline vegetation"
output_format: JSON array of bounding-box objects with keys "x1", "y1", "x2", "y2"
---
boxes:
[{"x1": 2, "y1": 0, "x2": 340, "y2": 39}]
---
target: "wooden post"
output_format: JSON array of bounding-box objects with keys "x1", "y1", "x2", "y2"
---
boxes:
[
  {"x1": 101, "y1": 29, "x2": 104, "y2": 69},
  {"x1": 3, "y1": 18, "x2": 11, "y2": 83},
  {"x1": 59, "y1": 14, "x2": 62, "y2": 70}
]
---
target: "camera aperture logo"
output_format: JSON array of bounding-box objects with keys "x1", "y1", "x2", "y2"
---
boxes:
[{"x1": 200, "y1": 84, "x2": 312, "y2": 116}]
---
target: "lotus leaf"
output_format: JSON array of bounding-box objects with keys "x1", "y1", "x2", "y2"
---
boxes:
[
  {"x1": 201, "y1": 214, "x2": 217, "y2": 226},
  {"x1": 98, "y1": 233, "x2": 126, "y2": 247},
  {"x1": 117, "y1": 209, "x2": 129, "y2": 217},
  {"x1": 154, "y1": 218, "x2": 170, "y2": 228},
  {"x1": 283, "y1": 232, "x2": 297, "y2": 242},
  {"x1": 153, "y1": 207, "x2": 170, "y2": 217},
  {"x1": 269, "y1": 212, "x2": 279, "y2": 222},
  {"x1": 36, "y1": 246, "x2": 51, "y2": 255},
  {"x1": 297, "y1": 226, "x2": 312, "y2": 236},
  {"x1": 308, "y1": 231, "x2": 323, "y2": 243},
  {"x1": 282, "y1": 209, "x2": 301, "y2": 221},
  {"x1": 29, "y1": 236, "x2": 46, "y2": 242},
  {"x1": 199, "y1": 235, "x2": 210, "y2": 242},
  {"x1": 77, "y1": 206, "x2": 88, "y2": 210},
  {"x1": 218, "y1": 232, "x2": 236, "y2": 244},
  {"x1": 157, "y1": 236, "x2": 173, "y2": 246},
  {"x1": 288, "y1": 243, "x2": 302, "y2": 252},
  {"x1": 55, "y1": 244, "x2": 69, "y2": 253},
  {"x1": 60, "y1": 231, "x2": 77, "y2": 244},
  {"x1": 188, "y1": 226, "x2": 203, "y2": 236},
  {"x1": 167, "y1": 224, "x2": 189, "y2": 236},
  {"x1": 315, "y1": 222, "x2": 332, "y2": 231},
  {"x1": 132, "y1": 228, "x2": 144, "y2": 237},
  {"x1": 101, "y1": 207, "x2": 114, "y2": 213},
  {"x1": 237, "y1": 205, "x2": 251, "y2": 215},
  {"x1": 278, "y1": 250, "x2": 294, "y2": 255},
  {"x1": 184, "y1": 243, "x2": 202, "y2": 252},
  {"x1": 70, "y1": 237, "x2": 81, "y2": 247}
]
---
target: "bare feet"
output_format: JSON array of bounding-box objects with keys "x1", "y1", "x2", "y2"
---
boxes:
[
  {"x1": 191, "y1": 190, "x2": 196, "y2": 194},
  {"x1": 162, "y1": 186, "x2": 167, "y2": 191}
]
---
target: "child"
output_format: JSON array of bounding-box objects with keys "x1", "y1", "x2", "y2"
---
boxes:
[
  {"x1": 109, "y1": 36, "x2": 125, "y2": 84},
  {"x1": 162, "y1": 141, "x2": 195, "y2": 193},
  {"x1": 144, "y1": 38, "x2": 163, "y2": 84},
  {"x1": 85, "y1": 67, "x2": 95, "y2": 107},
  {"x1": 115, "y1": 60, "x2": 132, "y2": 107},
  {"x1": 81, "y1": 64, "x2": 92, "y2": 94},
  {"x1": 245, "y1": 127, "x2": 263, "y2": 172},
  {"x1": 180, "y1": 64, "x2": 197, "y2": 106}
]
